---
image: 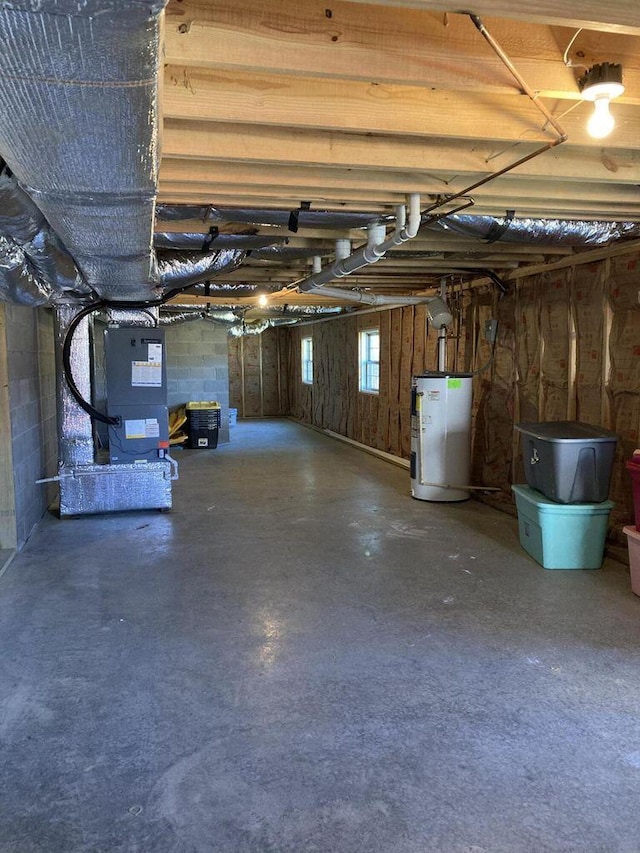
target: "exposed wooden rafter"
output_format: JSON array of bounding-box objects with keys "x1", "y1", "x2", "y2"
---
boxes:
[{"x1": 159, "y1": 0, "x2": 640, "y2": 308}]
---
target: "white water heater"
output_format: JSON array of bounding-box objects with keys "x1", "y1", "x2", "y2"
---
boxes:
[{"x1": 410, "y1": 372, "x2": 473, "y2": 502}]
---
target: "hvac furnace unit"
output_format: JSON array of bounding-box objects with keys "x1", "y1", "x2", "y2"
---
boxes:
[
  {"x1": 104, "y1": 327, "x2": 169, "y2": 464},
  {"x1": 410, "y1": 372, "x2": 473, "y2": 502}
]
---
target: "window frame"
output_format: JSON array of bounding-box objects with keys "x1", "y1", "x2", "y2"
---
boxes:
[
  {"x1": 301, "y1": 335, "x2": 313, "y2": 385},
  {"x1": 359, "y1": 328, "x2": 380, "y2": 394}
]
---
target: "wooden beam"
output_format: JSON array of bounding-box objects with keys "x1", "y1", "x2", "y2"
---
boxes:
[
  {"x1": 161, "y1": 120, "x2": 640, "y2": 185},
  {"x1": 164, "y1": 0, "x2": 640, "y2": 100},
  {"x1": 157, "y1": 188, "x2": 640, "y2": 220},
  {"x1": 163, "y1": 67, "x2": 554, "y2": 143},
  {"x1": 333, "y1": 0, "x2": 640, "y2": 35},
  {"x1": 158, "y1": 164, "x2": 640, "y2": 206},
  {"x1": 162, "y1": 68, "x2": 640, "y2": 149},
  {"x1": 160, "y1": 159, "x2": 452, "y2": 194},
  {"x1": 503, "y1": 237, "x2": 640, "y2": 278}
]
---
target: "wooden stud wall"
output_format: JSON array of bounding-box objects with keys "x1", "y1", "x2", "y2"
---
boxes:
[
  {"x1": 229, "y1": 327, "x2": 289, "y2": 418},
  {"x1": 228, "y1": 250, "x2": 640, "y2": 538}
]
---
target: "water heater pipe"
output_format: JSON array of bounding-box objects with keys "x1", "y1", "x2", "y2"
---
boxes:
[{"x1": 438, "y1": 328, "x2": 447, "y2": 372}]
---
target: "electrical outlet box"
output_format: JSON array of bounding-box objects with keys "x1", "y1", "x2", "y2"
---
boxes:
[{"x1": 484, "y1": 319, "x2": 498, "y2": 344}]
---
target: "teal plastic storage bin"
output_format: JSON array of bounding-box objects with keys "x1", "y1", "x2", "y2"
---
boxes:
[{"x1": 512, "y1": 484, "x2": 613, "y2": 570}]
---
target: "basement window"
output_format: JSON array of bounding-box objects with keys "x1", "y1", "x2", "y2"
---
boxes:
[
  {"x1": 301, "y1": 336, "x2": 313, "y2": 384},
  {"x1": 359, "y1": 328, "x2": 380, "y2": 393}
]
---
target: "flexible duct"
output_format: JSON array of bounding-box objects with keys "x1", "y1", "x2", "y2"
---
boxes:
[
  {"x1": 0, "y1": 0, "x2": 167, "y2": 302},
  {"x1": 157, "y1": 204, "x2": 390, "y2": 231},
  {"x1": 154, "y1": 233, "x2": 286, "y2": 251},
  {"x1": 158, "y1": 249, "x2": 246, "y2": 290},
  {"x1": 249, "y1": 246, "x2": 331, "y2": 262},
  {"x1": 188, "y1": 283, "x2": 263, "y2": 295},
  {"x1": 157, "y1": 205, "x2": 640, "y2": 250},
  {"x1": 0, "y1": 172, "x2": 91, "y2": 302},
  {"x1": 161, "y1": 305, "x2": 341, "y2": 320},
  {"x1": 0, "y1": 170, "x2": 44, "y2": 242},
  {"x1": 159, "y1": 310, "x2": 240, "y2": 326},
  {"x1": 158, "y1": 311, "x2": 298, "y2": 335},
  {"x1": 434, "y1": 215, "x2": 640, "y2": 247},
  {"x1": 0, "y1": 234, "x2": 51, "y2": 306},
  {"x1": 227, "y1": 319, "x2": 297, "y2": 337}
]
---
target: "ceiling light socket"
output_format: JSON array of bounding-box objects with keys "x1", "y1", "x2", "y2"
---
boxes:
[{"x1": 578, "y1": 62, "x2": 624, "y2": 101}]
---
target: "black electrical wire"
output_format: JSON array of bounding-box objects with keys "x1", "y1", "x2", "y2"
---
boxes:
[
  {"x1": 61, "y1": 300, "x2": 118, "y2": 425},
  {"x1": 134, "y1": 307, "x2": 158, "y2": 327},
  {"x1": 62, "y1": 278, "x2": 204, "y2": 425}
]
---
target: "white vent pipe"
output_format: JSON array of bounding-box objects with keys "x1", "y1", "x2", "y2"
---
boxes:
[{"x1": 297, "y1": 194, "x2": 428, "y2": 306}]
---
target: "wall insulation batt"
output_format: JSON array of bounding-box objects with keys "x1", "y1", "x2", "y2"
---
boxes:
[{"x1": 230, "y1": 247, "x2": 640, "y2": 543}]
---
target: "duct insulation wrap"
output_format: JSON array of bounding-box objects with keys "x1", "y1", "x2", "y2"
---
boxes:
[
  {"x1": 98, "y1": 308, "x2": 159, "y2": 327},
  {"x1": 0, "y1": 170, "x2": 45, "y2": 243},
  {"x1": 435, "y1": 215, "x2": 640, "y2": 246},
  {"x1": 158, "y1": 249, "x2": 246, "y2": 289},
  {"x1": 58, "y1": 460, "x2": 172, "y2": 516},
  {"x1": 54, "y1": 305, "x2": 94, "y2": 467},
  {"x1": 190, "y1": 283, "x2": 262, "y2": 294},
  {"x1": 0, "y1": 1, "x2": 167, "y2": 302},
  {"x1": 156, "y1": 205, "x2": 214, "y2": 223},
  {"x1": 249, "y1": 246, "x2": 332, "y2": 261},
  {"x1": 157, "y1": 205, "x2": 390, "y2": 230},
  {"x1": 159, "y1": 311, "x2": 239, "y2": 326},
  {"x1": 228, "y1": 320, "x2": 297, "y2": 336},
  {"x1": 0, "y1": 234, "x2": 51, "y2": 306},
  {"x1": 154, "y1": 233, "x2": 287, "y2": 251},
  {"x1": 0, "y1": 172, "x2": 91, "y2": 302}
]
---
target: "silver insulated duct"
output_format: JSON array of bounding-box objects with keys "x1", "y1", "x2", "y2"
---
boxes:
[
  {"x1": 0, "y1": 0, "x2": 167, "y2": 302},
  {"x1": 435, "y1": 215, "x2": 640, "y2": 247}
]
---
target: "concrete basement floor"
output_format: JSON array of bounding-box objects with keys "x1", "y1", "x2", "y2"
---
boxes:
[{"x1": 1, "y1": 419, "x2": 640, "y2": 853}]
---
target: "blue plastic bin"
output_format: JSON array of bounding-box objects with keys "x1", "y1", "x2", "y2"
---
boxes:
[{"x1": 512, "y1": 484, "x2": 613, "y2": 570}]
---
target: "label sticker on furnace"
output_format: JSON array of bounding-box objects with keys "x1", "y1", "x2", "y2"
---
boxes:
[
  {"x1": 131, "y1": 360, "x2": 162, "y2": 387},
  {"x1": 147, "y1": 343, "x2": 162, "y2": 363},
  {"x1": 125, "y1": 418, "x2": 160, "y2": 439}
]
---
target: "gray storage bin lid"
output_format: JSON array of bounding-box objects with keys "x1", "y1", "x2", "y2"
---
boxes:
[{"x1": 515, "y1": 420, "x2": 618, "y2": 442}]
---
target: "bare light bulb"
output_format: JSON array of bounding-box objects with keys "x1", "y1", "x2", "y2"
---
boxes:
[
  {"x1": 588, "y1": 95, "x2": 615, "y2": 139},
  {"x1": 257, "y1": 294, "x2": 268, "y2": 308}
]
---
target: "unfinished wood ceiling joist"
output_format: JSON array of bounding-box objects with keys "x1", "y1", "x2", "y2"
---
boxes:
[{"x1": 160, "y1": 0, "x2": 640, "y2": 309}]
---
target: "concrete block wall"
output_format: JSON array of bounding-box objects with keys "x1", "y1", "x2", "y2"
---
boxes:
[
  {"x1": 4, "y1": 304, "x2": 58, "y2": 548},
  {"x1": 164, "y1": 320, "x2": 231, "y2": 444}
]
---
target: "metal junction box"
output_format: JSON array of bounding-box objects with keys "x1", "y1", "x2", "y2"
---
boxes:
[{"x1": 104, "y1": 327, "x2": 169, "y2": 464}]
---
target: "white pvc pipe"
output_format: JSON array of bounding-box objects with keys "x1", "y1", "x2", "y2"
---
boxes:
[
  {"x1": 335, "y1": 239, "x2": 351, "y2": 261},
  {"x1": 302, "y1": 284, "x2": 429, "y2": 307},
  {"x1": 367, "y1": 222, "x2": 387, "y2": 248},
  {"x1": 298, "y1": 193, "x2": 422, "y2": 295}
]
